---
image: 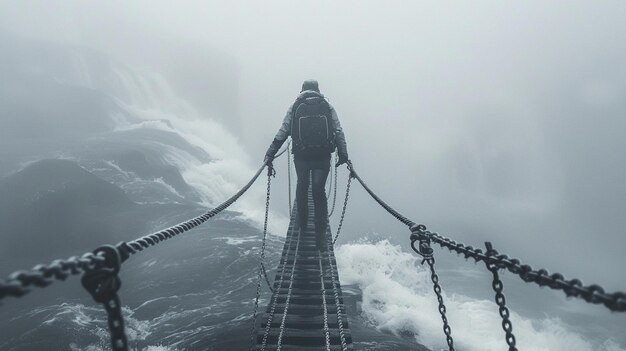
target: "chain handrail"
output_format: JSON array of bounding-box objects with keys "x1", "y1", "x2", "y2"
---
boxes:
[
  {"x1": 332, "y1": 171, "x2": 353, "y2": 245},
  {"x1": 347, "y1": 163, "x2": 415, "y2": 227},
  {"x1": 0, "y1": 163, "x2": 269, "y2": 301},
  {"x1": 348, "y1": 162, "x2": 626, "y2": 312},
  {"x1": 81, "y1": 245, "x2": 128, "y2": 351},
  {"x1": 424, "y1": 256, "x2": 455, "y2": 350},
  {"x1": 250, "y1": 166, "x2": 276, "y2": 350},
  {"x1": 485, "y1": 242, "x2": 517, "y2": 350},
  {"x1": 429, "y1": 232, "x2": 626, "y2": 311}
]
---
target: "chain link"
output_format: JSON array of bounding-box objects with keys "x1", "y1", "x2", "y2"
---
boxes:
[
  {"x1": 332, "y1": 170, "x2": 353, "y2": 245},
  {"x1": 1, "y1": 163, "x2": 268, "y2": 301},
  {"x1": 249, "y1": 168, "x2": 275, "y2": 350},
  {"x1": 261, "y1": 168, "x2": 276, "y2": 293},
  {"x1": 424, "y1": 257, "x2": 455, "y2": 350},
  {"x1": 485, "y1": 242, "x2": 518, "y2": 350},
  {"x1": 428, "y1": 231, "x2": 626, "y2": 312},
  {"x1": 349, "y1": 164, "x2": 626, "y2": 312}
]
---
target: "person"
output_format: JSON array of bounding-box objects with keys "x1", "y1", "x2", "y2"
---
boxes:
[{"x1": 264, "y1": 79, "x2": 349, "y2": 252}]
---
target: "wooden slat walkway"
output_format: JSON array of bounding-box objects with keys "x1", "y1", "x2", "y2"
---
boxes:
[{"x1": 254, "y1": 187, "x2": 354, "y2": 350}]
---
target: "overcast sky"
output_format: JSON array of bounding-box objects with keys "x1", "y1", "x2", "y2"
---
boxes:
[{"x1": 1, "y1": 1, "x2": 625, "y2": 290}]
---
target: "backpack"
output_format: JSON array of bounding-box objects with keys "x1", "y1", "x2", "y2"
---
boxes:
[{"x1": 291, "y1": 93, "x2": 336, "y2": 154}]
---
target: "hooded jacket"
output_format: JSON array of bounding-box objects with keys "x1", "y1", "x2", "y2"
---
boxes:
[{"x1": 266, "y1": 90, "x2": 349, "y2": 161}]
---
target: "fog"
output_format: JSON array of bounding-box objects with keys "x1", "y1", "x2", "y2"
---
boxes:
[{"x1": 1, "y1": 0, "x2": 625, "y2": 303}]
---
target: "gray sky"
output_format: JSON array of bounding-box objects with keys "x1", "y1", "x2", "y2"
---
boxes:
[{"x1": 2, "y1": 1, "x2": 626, "y2": 290}]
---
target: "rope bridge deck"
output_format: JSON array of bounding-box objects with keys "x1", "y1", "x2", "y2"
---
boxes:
[{"x1": 254, "y1": 187, "x2": 354, "y2": 350}]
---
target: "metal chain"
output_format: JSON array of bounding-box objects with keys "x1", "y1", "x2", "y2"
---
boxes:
[
  {"x1": 427, "y1": 231, "x2": 626, "y2": 312},
  {"x1": 348, "y1": 163, "x2": 416, "y2": 227},
  {"x1": 325, "y1": 234, "x2": 349, "y2": 350},
  {"x1": 485, "y1": 242, "x2": 518, "y2": 351},
  {"x1": 260, "y1": 208, "x2": 299, "y2": 350},
  {"x1": 328, "y1": 154, "x2": 339, "y2": 217},
  {"x1": 287, "y1": 143, "x2": 292, "y2": 214},
  {"x1": 249, "y1": 167, "x2": 276, "y2": 350},
  {"x1": 424, "y1": 257, "x2": 455, "y2": 351},
  {"x1": 261, "y1": 168, "x2": 276, "y2": 293},
  {"x1": 319, "y1": 256, "x2": 332, "y2": 351},
  {"x1": 332, "y1": 171, "x2": 353, "y2": 245},
  {"x1": 81, "y1": 245, "x2": 128, "y2": 351},
  {"x1": 125, "y1": 163, "x2": 268, "y2": 257},
  {"x1": 276, "y1": 227, "x2": 302, "y2": 351},
  {"x1": 349, "y1": 164, "x2": 626, "y2": 312},
  {"x1": 1, "y1": 163, "x2": 268, "y2": 301}
]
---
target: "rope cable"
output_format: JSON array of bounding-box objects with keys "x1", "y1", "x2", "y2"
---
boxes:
[
  {"x1": 1, "y1": 163, "x2": 269, "y2": 300},
  {"x1": 351, "y1": 163, "x2": 626, "y2": 312}
]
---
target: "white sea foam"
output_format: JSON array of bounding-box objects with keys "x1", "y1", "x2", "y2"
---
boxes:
[
  {"x1": 52, "y1": 51, "x2": 288, "y2": 233},
  {"x1": 214, "y1": 235, "x2": 259, "y2": 246},
  {"x1": 335, "y1": 240, "x2": 625, "y2": 351},
  {"x1": 106, "y1": 65, "x2": 288, "y2": 235},
  {"x1": 28, "y1": 302, "x2": 178, "y2": 351}
]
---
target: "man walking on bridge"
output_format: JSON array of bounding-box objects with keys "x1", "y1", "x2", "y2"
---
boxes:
[{"x1": 265, "y1": 79, "x2": 350, "y2": 252}]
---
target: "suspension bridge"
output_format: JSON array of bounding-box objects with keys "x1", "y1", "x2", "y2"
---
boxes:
[{"x1": 0, "y1": 142, "x2": 624, "y2": 351}]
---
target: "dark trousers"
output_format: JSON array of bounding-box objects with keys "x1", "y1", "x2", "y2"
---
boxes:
[{"x1": 294, "y1": 157, "x2": 330, "y2": 235}]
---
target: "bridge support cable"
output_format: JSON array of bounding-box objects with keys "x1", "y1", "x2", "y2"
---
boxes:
[
  {"x1": 346, "y1": 163, "x2": 415, "y2": 227},
  {"x1": 250, "y1": 166, "x2": 278, "y2": 348},
  {"x1": 485, "y1": 242, "x2": 518, "y2": 351},
  {"x1": 260, "y1": 165, "x2": 278, "y2": 294},
  {"x1": 345, "y1": 162, "x2": 626, "y2": 349},
  {"x1": 0, "y1": 162, "x2": 270, "y2": 302},
  {"x1": 331, "y1": 171, "x2": 353, "y2": 245},
  {"x1": 426, "y1": 231, "x2": 626, "y2": 312},
  {"x1": 424, "y1": 256, "x2": 455, "y2": 350},
  {"x1": 348, "y1": 163, "x2": 626, "y2": 312}
]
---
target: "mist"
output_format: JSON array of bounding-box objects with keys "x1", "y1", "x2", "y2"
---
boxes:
[{"x1": 1, "y1": 1, "x2": 625, "y2": 350}]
